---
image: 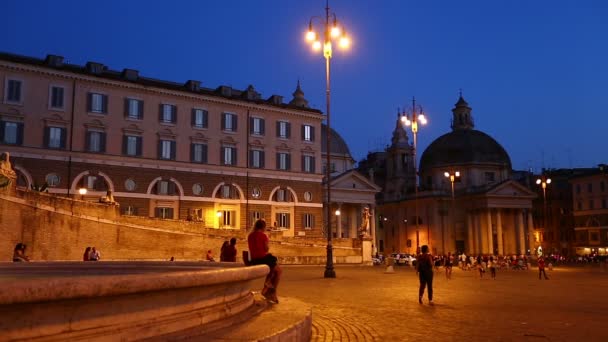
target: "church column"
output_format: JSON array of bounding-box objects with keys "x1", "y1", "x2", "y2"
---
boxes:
[
  {"x1": 467, "y1": 212, "x2": 474, "y2": 254},
  {"x1": 477, "y1": 212, "x2": 486, "y2": 255},
  {"x1": 527, "y1": 210, "x2": 534, "y2": 254},
  {"x1": 487, "y1": 209, "x2": 494, "y2": 255},
  {"x1": 336, "y1": 203, "x2": 343, "y2": 238},
  {"x1": 496, "y1": 209, "x2": 503, "y2": 256},
  {"x1": 370, "y1": 204, "x2": 377, "y2": 252},
  {"x1": 349, "y1": 206, "x2": 357, "y2": 238},
  {"x1": 518, "y1": 210, "x2": 525, "y2": 255}
]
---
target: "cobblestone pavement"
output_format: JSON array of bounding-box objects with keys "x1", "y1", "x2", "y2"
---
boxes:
[{"x1": 269, "y1": 264, "x2": 608, "y2": 341}]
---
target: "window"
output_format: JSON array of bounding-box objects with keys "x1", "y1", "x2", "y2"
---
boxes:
[
  {"x1": 222, "y1": 146, "x2": 237, "y2": 166},
  {"x1": 122, "y1": 206, "x2": 138, "y2": 216},
  {"x1": 602, "y1": 198, "x2": 607, "y2": 209},
  {"x1": 86, "y1": 176, "x2": 97, "y2": 190},
  {"x1": 220, "y1": 210, "x2": 236, "y2": 228},
  {"x1": 192, "y1": 183, "x2": 203, "y2": 195},
  {"x1": 275, "y1": 188, "x2": 292, "y2": 202},
  {"x1": 159, "y1": 140, "x2": 176, "y2": 160},
  {"x1": 0, "y1": 121, "x2": 23, "y2": 145},
  {"x1": 86, "y1": 131, "x2": 106, "y2": 153},
  {"x1": 123, "y1": 135, "x2": 142, "y2": 157},
  {"x1": 251, "y1": 187, "x2": 261, "y2": 199},
  {"x1": 484, "y1": 172, "x2": 495, "y2": 182},
  {"x1": 191, "y1": 143, "x2": 208, "y2": 163},
  {"x1": 222, "y1": 113, "x2": 237, "y2": 132},
  {"x1": 159, "y1": 104, "x2": 177, "y2": 123},
  {"x1": 322, "y1": 163, "x2": 337, "y2": 174},
  {"x1": 221, "y1": 184, "x2": 238, "y2": 199},
  {"x1": 589, "y1": 200, "x2": 594, "y2": 210},
  {"x1": 249, "y1": 149, "x2": 265, "y2": 168},
  {"x1": 576, "y1": 184, "x2": 581, "y2": 194},
  {"x1": 125, "y1": 179, "x2": 136, "y2": 191},
  {"x1": 277, "y1": 121, "x2": 290, "y2": 138},
  {"x1": 590, "y1": 231, "x2": 600, "y2": 243},
  {"x1": 45, "y1": 127, "x2": 66, "y2": 149},
  {"x1": 588, "y1": 183, "x2": 593, "y2": 193},
  {"x1": 275, "y1": 213, "x2": 291, "y2": 229},
  {"x1": 156, "y1": 180, "x2": 176, "y2": 195},
  {"x1": 251, "y1": 211, "x2": 264, "y2": 226},
  {"x1": 5, "y1": 79, "x2": 22, "y2": 103},
  {"x1": 191, "y1": 109, "x2": 208, "y2": 128},
  {"x1": 155, "y1": 207, "x2": 174, "y2": 219},
  {"x1": 88, "y1": 93, "x2": 107, "y2": 114},
  {"x1": 302, "y1": 125, "x2": 315, "y2": 142},
  {"x1": 577, "y1": 201, "x2": 582, "y2": 210},
  {"x1": 601, "y1": 181, "x2": 606, "y2": 192},
  {"x1": 45, "y1": 173, "x2": 60, "y2": 187},
  {"x1": 125, "y1": 98, "x2": 143, "y2": 119},
  {"x1": 303, "y1": 213, "x2": 315, "y2": 229},
  {"x1": 250, "y1": 117, "x2": 265, "y2": 135},
  {"x1": 302, "y1": 155, "x2": 315, "y2": 173},
  {"x1": 304, "y1": 191, "x2": 312, "y2": 202},
  {"x1": 276, "y1": 152, "x2": 291, "y2": 170},
  {"x1": 50, "y1": 86, "x2": 64, "y2": 109}
]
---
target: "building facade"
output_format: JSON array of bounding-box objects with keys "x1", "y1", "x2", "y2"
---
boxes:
[
  {"x1": 0, "y1": 52, "x2": 328, "y2": 237},
  {"x1": 361, "y1": 95, "x2": 537, "y2": 256},
  {"x1": 570, "y1": 166, "x2": 608, "y2": 255}
]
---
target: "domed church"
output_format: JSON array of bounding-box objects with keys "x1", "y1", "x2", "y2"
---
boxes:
[{"x1": 367, "y1": 95, "x2": 537, "y2": 256}]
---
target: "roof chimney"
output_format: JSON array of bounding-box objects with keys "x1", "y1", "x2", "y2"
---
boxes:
[{"x1": 45, "y1": 55, "x2": 64, "y2": 68}]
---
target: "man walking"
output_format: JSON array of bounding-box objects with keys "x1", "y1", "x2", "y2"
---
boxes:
[
  {"x1": 416, "y1": 245, "x2": 434, "y2": 305},
  {"x1": 538, "y1": 256, "x2": 549, "y2": 280}
]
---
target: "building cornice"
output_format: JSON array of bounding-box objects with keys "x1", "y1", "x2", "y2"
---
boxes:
[{"x1": 0, "y1": 60, "x2": 324, "y2": 121}]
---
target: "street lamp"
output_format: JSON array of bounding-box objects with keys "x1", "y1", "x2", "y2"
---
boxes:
[
  {"x1": 536, "y1": 175, "x2": 552, "y2": 231},
  {"x1": 444, "y1": 171, "x2": 461, "y2": 199},
  {"x1": 401, "y1": 97, "x2": 428, "y2": 252},
  {"x1": 305, "y1": 0, "x2": 351, "y2": 278},
  {"x1": 78, "y1": 187, "x2": 87, "y2": 200},
  {"x1": 444, "y1": 171, "x2": 460, "y2": 254}
]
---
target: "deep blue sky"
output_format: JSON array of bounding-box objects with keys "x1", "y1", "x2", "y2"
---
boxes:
[{"x1": 3, "y1": 0, "x2": 607, "y2": 171}]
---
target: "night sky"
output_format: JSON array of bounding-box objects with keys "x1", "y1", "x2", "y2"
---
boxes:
[{"x1": 3, "y1": 0, "x2": 607, "y2": 171}]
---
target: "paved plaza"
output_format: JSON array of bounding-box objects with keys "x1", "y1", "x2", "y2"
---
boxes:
[{"x1": 269, "y1": 264, "x2": 608, "y2": 341}]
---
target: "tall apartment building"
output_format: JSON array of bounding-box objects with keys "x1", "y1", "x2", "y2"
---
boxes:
[
  {"x1": 570, "y1": 166, "x2": 608, "y2": 255},
  {"x1": 0, "y1": 52, "x2": 326, "y2": 237}
]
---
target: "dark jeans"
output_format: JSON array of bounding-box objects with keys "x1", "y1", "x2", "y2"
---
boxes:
[
  {"x1": 419, "y1": 271, "x2": 433, "y2": 300},
  {"x1": 539, "y1": 268, "x2": 548, "y2": 279}
]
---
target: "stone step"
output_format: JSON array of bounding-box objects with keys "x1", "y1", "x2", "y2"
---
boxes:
[{"x1": 156, "y1": 295, "x2": 312, "y2": 342}]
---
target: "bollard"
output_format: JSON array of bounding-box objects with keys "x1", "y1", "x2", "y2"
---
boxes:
[{"x1": 385, "y1": 257, "x2": 395, "y2": 274}]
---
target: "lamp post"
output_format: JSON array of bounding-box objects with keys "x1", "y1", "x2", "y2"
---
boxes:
[
  {"x1": 401, "y1": 97, "x2": 428, "y2": 252},
  {"x1": 305, "y1": 0, "x2": 351, "y2": 278},
  {"x1": 78, "y1": 187, "x2": 87, "y2": 200},
  {"x1": 536, "y1": 175, "x2": 552, "y2": 247},
  {"x1": 444, "y1": 171, "x2": 460, "y2": 254}
]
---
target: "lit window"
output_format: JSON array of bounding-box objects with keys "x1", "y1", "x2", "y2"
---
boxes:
[
  {"x1": 222, "y1": 146, "x2": 236, "y2": 166},
  {"x1": 160, "y1": 104, "x2": 176, "y2": 123},
  {"x1": 251, "y1": 117, "x2": 265, "y2": 135},
  {"x1": 277, "y1": 152, "x2": 290, "y2": 170},
  {"x1": 159, "y1": 140, "x2": 175, "y2": 160},
  {"x1": 304, "y1": 213, "x2": 315, "y2": 229},
  {"x1": 275, "y1": 213, "x2": 290, "y2": 228},
  {"x1": 250, "y1": 149, "x2": 264, "y2": 168},
  {"x1": 192, "y1": 109, "x2": 208, "y2": 128},
  {"x1": 303, "y1": 155, "x2": 315, "y2": 173},
  {"x1": 88, "y1": 93, "x2": 107, "y2": 113},
  {"x1": 126, "y1": 98, "x2": 143, "y2": 119},
  {"x1": 277, "y1": 121, "x2": 290, "y2": 138},
  {"x1": 222, "y1": 113, "x2": 237, "y2": 132},
  {"x1": 45, "y1": 173, "x2": 60, "y2": 187},
  {"x1": 1, "y1": 121, "x2": 23, "y2": 145},
  {"x1": 47, "y1": 127, "x2": 65, "y2": 149},
  {"x1": 302, "y1": 125, "x2": 314, "y2": 142}
]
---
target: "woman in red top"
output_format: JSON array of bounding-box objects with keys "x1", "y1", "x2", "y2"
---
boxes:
[{"x1": 248, "y1": 219, "x2": 282, "y2": 303}]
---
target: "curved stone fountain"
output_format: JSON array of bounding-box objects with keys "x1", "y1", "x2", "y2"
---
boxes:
[{"x1": 0, "y1": 261, "x2": 272, "y2": 341}]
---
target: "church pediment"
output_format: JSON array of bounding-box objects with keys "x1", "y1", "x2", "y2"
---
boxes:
[
  {"x1": 330, "y1": 170, "x2": 382, "y2": 192},
  {"x1": 486, "y1": 180, "x2": 537, "y2": 198}
]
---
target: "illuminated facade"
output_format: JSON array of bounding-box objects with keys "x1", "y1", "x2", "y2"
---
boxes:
[{"x1": 0, "y1": 52, "x2": 327, "y2": 236}]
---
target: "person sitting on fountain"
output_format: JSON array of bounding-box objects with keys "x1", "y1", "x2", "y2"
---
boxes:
[
  {"x1": 248, "y1": 219, "x2": 282, "y2": 304},
  {"x1": 12, "y1": 243, "x2": 30, "y2": 262}
]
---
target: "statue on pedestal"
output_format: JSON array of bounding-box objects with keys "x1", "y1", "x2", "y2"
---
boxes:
[
  {"x1": 0, "y1": 152, "x2": 17, "y2": 189},
  {"x1": 359, "y1": 206, "x2": 371, "y2": 238}
]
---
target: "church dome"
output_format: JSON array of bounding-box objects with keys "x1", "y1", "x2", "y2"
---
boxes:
[
  {"x1": 419, "y1": 95, "x2": 512, "y2": 171},
  {"x1": 321, "y1": 124, "x2": 352, "y2": 156},
  {"x1": 419, "y1": 129, "x2": 511, "y2": 170}
]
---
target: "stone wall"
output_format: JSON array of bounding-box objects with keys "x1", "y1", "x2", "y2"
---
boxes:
[{"x1": 0, "y1": 189, "x2": 361, "y2": 264}]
